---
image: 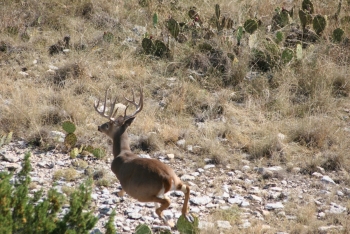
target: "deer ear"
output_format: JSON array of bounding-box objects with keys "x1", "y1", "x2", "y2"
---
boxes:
[{"x1": 124, "y1": 117, "x2": 135, "y2": 127}]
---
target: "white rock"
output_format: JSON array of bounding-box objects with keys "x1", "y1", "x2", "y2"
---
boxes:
[
  {"x1": 265, "y1": 202, "x2": 284, "y2": 210},
  {"x1": 216, "y1": 220, "x2": 232, "y2": 229},
  {"x1": 321, "y1": 175, "x2": 336, "y2": 184},
  {"x1": 190, "y1": 196, "x2": 211, "y2": 205},
  {"x1": 204, "y1": 164, "x2": 215, "y2": 169}
]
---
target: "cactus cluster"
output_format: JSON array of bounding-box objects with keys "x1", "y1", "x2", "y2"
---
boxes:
[
  {"x1": 62, "y1": 121, "x2": 77, "y2": 149},
  {"x1": 214, "y1": 4, "x2": 234, "y2": 32},
  {"x1": 142, "y1": 38, "x2": 170, "y2": 58},
  {"x1": 140, "y1": 0, "x2": 348, "y2": 73}
]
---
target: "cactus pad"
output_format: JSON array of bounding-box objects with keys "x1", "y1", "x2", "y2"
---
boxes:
[
  {"x1": 70, "y1": 147, "x2": 79, "y2": 159},
  {"x1": 302, "y1": 0, "x2": 314, "y2": 14},
  {"x1": 153, "y1": 13, "x2": 158, "y2": 27},
  {"x1": 154, "y1": 40, "x2": 169, "y2": 57},
  {"x1": 176, "y1": 214, "x2": 199, "y2": 234},
  {"x1": 312, "y1": 15, "x2": 327, "y2": 35},
  {"x1": 215, "y1": 4, "x2": 221, "y2": 20},
  {"x1": 244, "y1": 19, "x2": 258, "y2": 34},
  {"x1": 333, "y1": 28, "x2": 344, "y2": 43},
  {"x1": 64, "y1": 133, "x2": 77, "y2": 148},
  {"x1": 299, "y1": 10, "x2": 312, "y2": 29},
  {"x1": 62, "y1": 121, "x2": 76, "y2": 133},
  {"x1": 142, "y1": 38, "x2": 154, "y2": 54},
  {"x1": 167, "y1": 18, "x2": 180, "y2": 39},
  {"x1": 281, "y1": 48, "x2": 294, "y2": 64},
  {"x1": 92, "y1": 148, "x2": 105, "y2": 159},
  {"x1": 135, "y1": 224, "x2": 153, "y2": 234}
]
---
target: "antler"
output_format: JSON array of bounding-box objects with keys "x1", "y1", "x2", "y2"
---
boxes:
[
  {"x1": 94, "y1": 88, "x2": 119, "y2": 121},
  {"x1": 94, "y1": 87, "x2": 143, "y2": 121},
  {"x1": 123, "y1": 87, "x2": 143, "y2": 120}
]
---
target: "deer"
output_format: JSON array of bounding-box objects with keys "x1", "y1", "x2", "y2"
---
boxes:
[{"x1": 94, "y1": 86, "x2": 193, "y2": 227}]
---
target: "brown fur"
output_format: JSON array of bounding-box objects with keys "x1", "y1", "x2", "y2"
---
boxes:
[{"x1": 97, "y1": 116, "x2": 191, "y2": 226}]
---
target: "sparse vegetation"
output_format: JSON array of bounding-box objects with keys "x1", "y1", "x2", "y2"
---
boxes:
[{"x1": 1, "y1": 0, "x2": 350, "y2": 232}]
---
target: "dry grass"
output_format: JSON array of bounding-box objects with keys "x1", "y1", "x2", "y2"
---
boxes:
[{"x1": 1, "y1": 0, "x2": 350, "y2": 231}]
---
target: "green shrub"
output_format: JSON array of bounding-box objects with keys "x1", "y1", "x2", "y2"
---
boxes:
[{"x1": 0, "y1": 152, "x2": 98, "y2": 234}]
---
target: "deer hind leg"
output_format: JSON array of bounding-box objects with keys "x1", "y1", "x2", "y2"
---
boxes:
[
  {"x1": 153, "y1": 196, "x2": 175, "y2": 227},
  {"x1": 177, "y1": 183, "x2": 194, "y2": 222}
]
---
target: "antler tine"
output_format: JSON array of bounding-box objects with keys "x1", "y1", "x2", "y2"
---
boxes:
[
  {"x1": 123, "y1": 86, "x2": 143, "y2": 120},
  {"x1": 94, "y1": 88, "x2": 118, "y2": 120}
]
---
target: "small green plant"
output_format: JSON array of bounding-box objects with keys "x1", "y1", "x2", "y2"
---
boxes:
[
  {"x1": 103, "y1": 31, "x2": 114, "y2": 43},
  {"x1": 105, "y1": 210, "x2": 117, "y2": 234},
  {"x1": 0, "y1": 131, "x2": 13, "y2": 148}
]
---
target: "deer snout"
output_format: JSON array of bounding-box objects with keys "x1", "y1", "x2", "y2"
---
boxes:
[{"x1": 97, "y1": 125, "x2": 102, "y2": 132}]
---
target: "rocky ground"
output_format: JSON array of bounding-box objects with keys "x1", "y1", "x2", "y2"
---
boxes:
[{"x1": 1, "y1": 140, "x2": 349, "y2": 234}]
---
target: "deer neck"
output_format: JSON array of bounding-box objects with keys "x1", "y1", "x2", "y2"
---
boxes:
[{"x1": 112, "y1": 129, "x2": 131, "y2": 157}]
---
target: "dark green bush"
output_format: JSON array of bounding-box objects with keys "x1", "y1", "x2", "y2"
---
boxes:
[{"x1": 0, "y1": 152, "x2": 98, "y2": 234}]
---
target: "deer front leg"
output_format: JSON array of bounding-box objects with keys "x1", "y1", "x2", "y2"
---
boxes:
[
  {"x1": 179, "y1": 183, "x2": 194, "y2": 222},
  {"x1": 153, "y1": 196, "x2": 175, "y2": 227}
]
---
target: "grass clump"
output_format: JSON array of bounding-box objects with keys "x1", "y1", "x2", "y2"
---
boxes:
[{"x1": 53, "y1": 168, "x2": 79, "y2": 181}]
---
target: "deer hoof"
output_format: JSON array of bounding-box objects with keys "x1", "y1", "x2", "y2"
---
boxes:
[{"x1": 165, "y1": 218, "x2": 175, "y2": 228}]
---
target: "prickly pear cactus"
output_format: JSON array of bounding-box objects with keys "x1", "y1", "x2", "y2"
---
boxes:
[
  {"x1": 312, "y1": 15, "x2": 327, "y2": 35},
  {"x1": 302, "y1": 0, "x2": 314, "y2": 14},
  {"x1": 333, "y1": 28, "x2": 344, "y2": 43},
  {"x1": 244, "y1": 19, "x2": 258, "y2": 34},
  {"x1": 103, "y1": 31, "x2": 114, "y2": 43},
  {"x1": 236, "y1": 26, "x2": 244, "y2": 45},
  {"x1": 281, "y1": 48, "x2": 294, "y2": 64},
  {"x1": 176, "y1": 215, "x2": 199, "y2": 234},
  {"x1": 167, "y1": 18, "x2": 180, "y2": 39},
  {"x1": 62, "y1": 121, "x2": 76, "y2": 134},
  {"x1": 142, "y1": 38, "x2": 155, "y2": 54},
  {"x1": 299, "y1": 10, "x2": 313, "y2": 29},
  {"x1": 70, "y1": 147, "x2": 79, "y2": 159},
  {"x1": 275, "y1": 31, "x2": 284, "y2": 44},
  {"x1": 153, "y1": 13, "x2": 158, "y2": 27},
  {"x1": 64, "y1": 133, "x2": 77, "y2": 148},
  {"x1": 215, "y1": 4, "x2": 220, "y2": 20},
  {"x1": 154, "y1": 40, "x2": 169, "y2": 57},
  {"x1": 92, "y1": 148, "x2": 105, "y2": 159},
  {"x1": 135, "y1": 224, "x2": 153, "y2": 234},
  {"x1": 273, "y1": 8, "x2": 290, "y2": 29}
]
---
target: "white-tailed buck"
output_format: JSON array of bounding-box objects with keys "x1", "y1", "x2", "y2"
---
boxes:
[{"x1": 94, "y1": 87, "x2": 193, "y2": 227}]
